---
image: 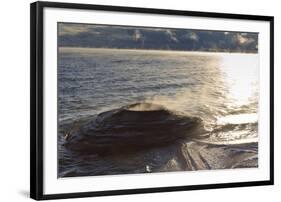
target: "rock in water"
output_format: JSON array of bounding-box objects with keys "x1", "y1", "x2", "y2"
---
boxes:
[{"x1": 64, "y1": 103, "x2": 205, "y2": 153}]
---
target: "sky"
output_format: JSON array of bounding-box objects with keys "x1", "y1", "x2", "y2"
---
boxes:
[{"x1": 58, "y1": 23, "x2": 258, "y2": 53}]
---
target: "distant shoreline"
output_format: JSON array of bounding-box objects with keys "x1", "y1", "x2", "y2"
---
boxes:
[{"x1": 58, "y1": 46, "x2": 258, "y2": 54}]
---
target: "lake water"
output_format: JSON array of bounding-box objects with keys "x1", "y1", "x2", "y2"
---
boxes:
[{"x1": 58, "y1": 47, "x2": 259, "y2": 177}]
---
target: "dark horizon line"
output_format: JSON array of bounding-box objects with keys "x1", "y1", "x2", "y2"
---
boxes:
[{"x1": 58, "y1": 46, "x2": 258, "y2": 54}]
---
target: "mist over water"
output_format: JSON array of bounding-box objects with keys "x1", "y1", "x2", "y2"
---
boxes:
[{"x1": 58, "y1": 47, "x2": 259, "y2": 177}]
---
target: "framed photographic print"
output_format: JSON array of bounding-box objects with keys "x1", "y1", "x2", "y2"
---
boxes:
[{"x1": 30, "y1": 1, "x2": 274, "y2": 200}]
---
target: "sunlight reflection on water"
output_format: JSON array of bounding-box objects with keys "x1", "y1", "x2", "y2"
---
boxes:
[{"x1": 220, "y1": 53, "x2": 259, "y2": 108}]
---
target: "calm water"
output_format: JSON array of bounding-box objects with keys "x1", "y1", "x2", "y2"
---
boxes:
[{"x1": 58, "y1": 47, "x2": 259, "y2": 177}]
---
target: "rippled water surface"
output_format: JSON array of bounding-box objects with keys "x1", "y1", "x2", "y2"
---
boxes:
[{"x1": 58, "y1": 47, "x2": 259, "y2": 177}]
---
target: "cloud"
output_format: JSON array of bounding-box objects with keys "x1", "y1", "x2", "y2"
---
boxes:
[
  {"x1": 134, "y1": 30, "x2": 142, "y2": 41},
  {"x1": 236, "y1": 33, "x2": 255, "y2": 45},
  {"x1": 58, "y1": 24, "x2": 105, "y2": 36},
  {"x1": 166, "y1": 30, "x2": 178, "y2": 42},
  {"x1": 58, "y1": 24, "x2": 90, "y2": 36},
  {"x1": 183, "y1": 32, "x2": 199, "y2": 41},
  {"x1": 237, "y1": 34, "x2": 248, "y2": 44}
]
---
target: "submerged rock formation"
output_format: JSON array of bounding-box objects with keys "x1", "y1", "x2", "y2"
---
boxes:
[{"x1": 64, "y1": 103, "x2": 206, "y2": 153}]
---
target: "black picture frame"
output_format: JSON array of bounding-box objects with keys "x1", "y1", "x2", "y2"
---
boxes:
[{"x1": 30, "y1": 1, "x2": 274, "y2": 200}]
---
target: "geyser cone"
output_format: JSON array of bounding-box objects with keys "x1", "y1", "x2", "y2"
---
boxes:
[{"x1": 64, "y1": 103, "x2": 205, "y2": 153}]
